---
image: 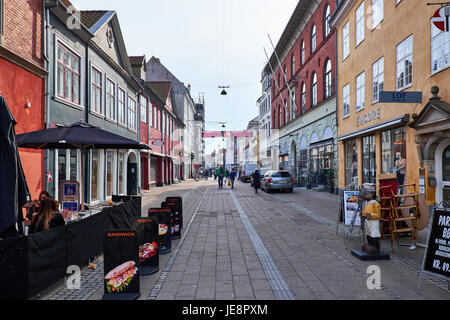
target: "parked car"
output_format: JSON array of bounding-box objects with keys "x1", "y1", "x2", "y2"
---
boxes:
[
  {"x1": 261, "y1": 171, "x2": 294, "y2": 193},
  {"x1": 240, "y1": 171, "x2": 252, "y2": 183},
  {"x1": 250, "y1": 169, "x2": 270, "y2": 187}
]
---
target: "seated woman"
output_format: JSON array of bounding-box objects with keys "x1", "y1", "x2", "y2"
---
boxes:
[
  {"x1": 26, "y1": 191, "x2": 51, "y2": 222},
  {"x1": 29, "y1": 198, "x2": 65, "y2": 234}
]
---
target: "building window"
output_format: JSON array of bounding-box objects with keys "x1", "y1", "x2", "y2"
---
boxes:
[
  {"x1": 355, "y1": 2, "x2": 365, "y2": 46},
  {"x1": 118, "y1": 88, "x2": 126, "y2": 125},
  {"x1": 278, "y1": 106, "x2": 281, "y2": 128},
  {"x1": 396, "y1": 35, "x2": 413, "y2": 90},
  {"x1": 140, "y1": 95, "x2": 147, "y2": 123},
  {"x1": 91, "y1": 67, "x2": 102, "y2": 114},
  {"x1": 324, "y1": 5, "x2": 331, "y2": 38},
  {"x1": 382, "y1": 126, "x2": 406, "y2": 175},
  {"x1": 283, "y1": 66, "x2": 287, "y2": 86},
  {"x1": 343, "y1": 83, "x2": 350, "y2": 118},
  {"x1": 431, "y1": 23, "x2": 450, "y2": 74},
  {"x1": 290, "y1": 88, "x2": 296, "y2": 121},
  {"x1": 372, "y1": 57, "x2": 384, "y2": 103},
  {"x1": 291, "y1": 53, "x2": 295, "y2": 77},
  {"x1": 128, "y1": 97, "x2": 136, "y2": 131},
  {"x1": 311, "y1": 24, "x2": 317, "y2": 53},
  {"x1": 372, "y1": 0, "x2": 383, "y2": 29},
  {"x1": 343, "y1": 22, "x2": 350, "y2": 60},
  {"x1": 278, "y1": 73, "x2": 281, "y2": 91},
  {"x1": 311, "y1": 72, "x2": 317, "y2": 107},
  {"x1": 105, "y1": 78, "x2": 116, "y2": 120},
  {"x1": 106, "y1": 150, "x2": 114, "y2": 199},
  {"x1": 345, "y1": 139, "x2": 358, "y2": 187},
  {"x1": 362, "y1": 135, "x2": 376, "y2": 184},
  {"x1": 57, "y1": 43, "x2": 81, "y2": 105},
  {"x1": 91, "y1": 149, "x2": 100, "y2": 202},
  {"x1": 118, "y1": 152, "x2": 125, "y2": 194},
  {"x1": 301, "y1": 82, "x2": 306, "y2": 113},
  {"x1": 324, "y1": 59, "x2": 332, "y2": 99},
  {"x1": 356, "y1": 72, "x2": 365, "y2": 112},
  {"x1": 301, "y1": 40, "x2": 305, "y2": 64}
]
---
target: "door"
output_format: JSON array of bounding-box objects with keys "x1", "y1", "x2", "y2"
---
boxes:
[{"x1": 127, "y1": 162, "x2": 138, "y2": 195}]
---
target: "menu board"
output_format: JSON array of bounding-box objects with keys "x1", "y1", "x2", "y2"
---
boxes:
[
  {"x1": 148, "y1": 208, "x2": 172, "y2": 255},
  {"x1": 344, "y1": 191, "x2": 361, "y2": 226},
  {"x1": 131, "y1": 217, "x2": 159, "y2": 275},
  {"x1": 161, "y1": 201, "x2": 181, "y2": 240},
  {"x1": 423, "y1": 208, "x2": 450, "y2": 279},
  {"x1": 166, "y1": 197, "x2": 183, "y2": 230},
  {"x1": 103, "y1": 230, "x2": 140, "y2": 300}
]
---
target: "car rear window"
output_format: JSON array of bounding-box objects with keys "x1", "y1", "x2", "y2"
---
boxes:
[{"x1": 271, "y1": 172, "x2": 291, "y2": 178}]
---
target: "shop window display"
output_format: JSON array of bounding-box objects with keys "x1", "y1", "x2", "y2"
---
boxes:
[
  {"x1": 362, "y1": 135, "x2": 376, "y2": 184},
  {"x1": 345, "y1": 139, "x2": 358, "y2": 188},
  {"x1": 381, "y1": 127, "x2": 406, "y2": 175},
  {"x1": 310, "y1": 144, "x2": 333, "y2": 188}
]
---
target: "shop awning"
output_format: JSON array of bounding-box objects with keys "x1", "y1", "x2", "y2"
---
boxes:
[{"x1": 338, "y1": 114, "x2": 410, "y2": 141}]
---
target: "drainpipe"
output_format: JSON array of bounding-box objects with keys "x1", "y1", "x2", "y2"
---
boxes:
[
  {"x1": 43, "y1": 3, "x2": 51, "y2": 195},
  {"x1": 333, "y1": 26, "x2": 339, "y2": 195}
]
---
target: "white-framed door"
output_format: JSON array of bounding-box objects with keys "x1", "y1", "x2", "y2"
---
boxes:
[{"x1": 435, "y1": 138, "x2": 450, "y2": 204}]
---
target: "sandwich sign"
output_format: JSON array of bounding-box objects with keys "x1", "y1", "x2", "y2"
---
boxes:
[
  {"x1": 103, "y1": 230, "x2": 140, "y2": 300},
  {"x1": 431, "y1": 6, "x2": 450, "y2": 32}
]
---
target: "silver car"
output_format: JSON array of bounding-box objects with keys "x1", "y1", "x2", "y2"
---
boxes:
[{"x1": 261, "y1": 170, "x2": 294, "y2": 193}]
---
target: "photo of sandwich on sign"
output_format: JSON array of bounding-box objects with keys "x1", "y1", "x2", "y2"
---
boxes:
[{"x1": 104, "y1": 261, "x2": 138, "y2": 294}]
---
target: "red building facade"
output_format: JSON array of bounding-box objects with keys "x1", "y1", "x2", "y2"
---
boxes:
[
  {"x1": 271, "y1": 0, "x2": 336, "y2": 129},
  {"x1": 0, "y1": 0, "x2": 46, "y2": 199}
]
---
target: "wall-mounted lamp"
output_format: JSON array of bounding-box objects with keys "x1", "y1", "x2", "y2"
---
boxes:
[{"x1": 25, "y1": 102, "x2": 31, "y2": 108}]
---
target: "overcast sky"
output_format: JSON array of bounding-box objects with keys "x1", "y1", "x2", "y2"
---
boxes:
[{"x1": 72, "y1": 0, "x2": 298, "y2": 153}]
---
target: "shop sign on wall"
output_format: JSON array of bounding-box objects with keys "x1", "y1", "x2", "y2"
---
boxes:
[{"x1": 356, "y1": 108, "x2": 381, "y2": 127}]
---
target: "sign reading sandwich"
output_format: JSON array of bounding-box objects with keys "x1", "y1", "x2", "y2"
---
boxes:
[
  {"x1": 131, "y1": 217, "x2": 160, "y2": 275},
  {"x1": 103, "y1": 230, "x2": 140, "y2": 300}
]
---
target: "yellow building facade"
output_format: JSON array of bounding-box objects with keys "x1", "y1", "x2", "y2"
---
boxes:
[{"x1": 331, "y1": 0, "x2": 450, "y2": 205}]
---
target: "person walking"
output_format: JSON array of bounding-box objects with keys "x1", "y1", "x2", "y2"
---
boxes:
[
  {"x1": 216, "y1": 166, "x2": 225, "y2": 189},
  {"x1": 252, "y1": 170, "x2": 260, "y2": 194},
  {"x1": 229, "y1": 168, "x2": 237, "y2": 189}
]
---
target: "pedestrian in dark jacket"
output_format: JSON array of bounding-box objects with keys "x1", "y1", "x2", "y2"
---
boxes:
[
  {"x1": 229, "y1": 169, "x2": 237, "y2": 189},
  {"x1": 252, "y1": 170, "x2": 260, "y2": 194}
]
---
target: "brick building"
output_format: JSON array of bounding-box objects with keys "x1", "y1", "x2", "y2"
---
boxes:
[
  {"x1": 268, "y1": 0, "x2": 338, "y2": 192},
  {"x1": 0, "y1": 0, "x2": 46, "y2": 199}
]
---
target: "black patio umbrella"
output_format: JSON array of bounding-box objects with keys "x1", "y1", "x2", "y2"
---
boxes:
[
  {"x1": 16, "y1": 120, "x2": 150, "y2": 208},
  {"x1": 0, "y1": 96, "x2": 30, "y2": 238}
]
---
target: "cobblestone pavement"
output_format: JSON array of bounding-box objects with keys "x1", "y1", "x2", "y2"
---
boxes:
[{"x1": 36, "y1": 179, "x2": 450, "y2": 300}]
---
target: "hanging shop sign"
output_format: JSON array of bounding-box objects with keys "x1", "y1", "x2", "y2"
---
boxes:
[
  {"x1": 356, "y1": 108, "x2": 381, "y2": 127},
  {"x1": 431, "y1": 6, "x2": 450, "y2": 32},
  {"x1": 103, "y1": 230, "x2": 140, "y2": 300},
  {"x1": 131, "y1": 217, "x2": 160, "y2": 275},
  {"x1": 148, "y1": 208, "x2": 172, "y2": 255},
  {"x1": 344, "y1": 191, "x2": 361, "y2": 226},
  {"x1": 379, "y1": 91, "x2": 423, "y2": 104},
  {"x1": 418, "y1": 206, "x2": 450, "y2": 292}
]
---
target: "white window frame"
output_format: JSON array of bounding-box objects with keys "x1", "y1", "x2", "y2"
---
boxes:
[
  {"x1": 128, "y1": 96, "x2": 137, "y2": 132},
  {"x1": 372, "y1": 0, "x2": 383, "y2": 30},
  {"x1": 311, "y1": 24, "x2": 317, "y2": 53},
  {"x1": 56, "y1": 41, "x2": 82, "y2": 106},
  {"x1": 311, "y1": 72, "x2": 318, "y2": 107},
  {"x1": 355, "y1": 2, "x2": 365, "y2": 47},
  {"x1": 343, "y1": 22, "x2": 350, "y2": 60},
  {"x1": 118, "y1": 87, "x2": 127, "y2": 126},
  {"x1": 356, "y1": 72, "x2": 365, "y2": 112},
  {"x1": 301, "y1": 82, "x2": 306, "y2": 113},
  {"x1": 301, "y1": 40, "x2": 305, "y2": 65},
  {"x1": 290, "y1": 87, "x2": 296, "y2": 121},
  {"x1": 324, "y1": 5, "x2": 331, "y2": 38},
  {"x1": 372, "y1": 56, "x2": 384, "y2": 103},
  {"x1": 140, "y1": 95, "x2": 147, "y2": 123},
  {"x1": 90, "y1": 66, "x2": 103, "y2": 116},
  {"x1": 431, "y1": 23, "x2": 450, "y2": 74},
  {"x1": 343, "y1": 83, "x2": 350, "y2": 118},
  {"x1": 105, "y1": 77, "x2": 116, "y2": 121},
  {"x1": 324, "y1": 59, "x2": 332, "y2": 99},
  {"x1": 396, "y1": 35, "x2": 413, "y2": 91}
]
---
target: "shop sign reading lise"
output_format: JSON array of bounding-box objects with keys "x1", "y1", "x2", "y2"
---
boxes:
[{"x1": 356, "y1": 108, "x2": 381, "y2": 127}]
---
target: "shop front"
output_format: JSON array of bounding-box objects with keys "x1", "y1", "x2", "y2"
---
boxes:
[
  {"x1": 338, "y1": 114, "x2": 413, "y2": 194},
  {"x1": 410, "y1": 86, "x2": 450, "y2": 206}
]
